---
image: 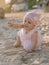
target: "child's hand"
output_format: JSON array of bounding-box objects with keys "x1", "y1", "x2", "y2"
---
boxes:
[{"x1": 8, "y1": 22, "x2": 14, "y2": 27}]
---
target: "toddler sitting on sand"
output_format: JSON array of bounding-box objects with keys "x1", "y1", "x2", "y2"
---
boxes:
[{"x1": 8, "y1": 12, "x2": 42, "y2": 52}]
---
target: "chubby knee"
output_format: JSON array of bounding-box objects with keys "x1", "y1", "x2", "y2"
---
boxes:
[{"x1": 14, "y1": 42, "x2": 21, "y2": 47}]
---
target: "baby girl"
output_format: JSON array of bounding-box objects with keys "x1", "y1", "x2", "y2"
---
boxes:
[{"x1": 8, "y1": 12, "x2": 42, "y2": 52}]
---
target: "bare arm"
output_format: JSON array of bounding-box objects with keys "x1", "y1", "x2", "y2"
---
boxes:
[
  {"x1": 31, "y1": 31, "x2": 38, "y2": 50},
  {"x1": 8, "y1": 23, "x2": 24, "y2": 28},
  {"x1": 14, "y1": 34, "x2": 21, "y2": 47}
]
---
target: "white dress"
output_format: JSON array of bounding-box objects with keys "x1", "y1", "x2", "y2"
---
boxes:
[{"x1": 18, "y1": 28, "x2": 42, "y2": 52}]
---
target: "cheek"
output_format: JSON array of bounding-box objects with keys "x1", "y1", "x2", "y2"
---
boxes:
[
  {"x1": 30, "y1": 24, "x2": 35, "y2": 28},
  {"x1": 33, "y1": 22, "x2": 37, "y2": 25}
]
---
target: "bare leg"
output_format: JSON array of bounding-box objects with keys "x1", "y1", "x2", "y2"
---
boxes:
[{"x1": 14, "y1": 35, "x2": 21, "y2": 47}]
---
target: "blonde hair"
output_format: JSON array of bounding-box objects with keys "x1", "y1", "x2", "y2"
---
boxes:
[{"x1": 23, "y1": 12, "x2": 41, "y2": 22}]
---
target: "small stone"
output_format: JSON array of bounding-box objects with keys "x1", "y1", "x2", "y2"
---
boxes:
[{"x1": 32, "y1": 60, "x2": 40, "y2": 64}]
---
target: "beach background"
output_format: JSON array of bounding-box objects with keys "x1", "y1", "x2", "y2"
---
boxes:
[
  {"x1": 0, "y1": 0, "x2": 49, "y2": 65},
  {"x1": 0, "y1": 9, "x2": 49, "y2": 65}
]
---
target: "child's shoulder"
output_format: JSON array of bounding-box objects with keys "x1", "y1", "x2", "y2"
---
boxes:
[
  {"x1": 32, "y1": 27, "x2": 41, "y2": 35},
  {"x1": 17, "y1": 29, "x2": 23, "y2": 35}
]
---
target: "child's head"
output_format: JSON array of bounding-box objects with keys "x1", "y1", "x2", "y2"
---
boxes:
[{"x1": 23, "y1": 12, "x2": 41, "y2": 31}]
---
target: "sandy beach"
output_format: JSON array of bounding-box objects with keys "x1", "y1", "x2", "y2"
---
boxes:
[{"x1": 0, "y1": 9, "x2": 49, "y2": 65}]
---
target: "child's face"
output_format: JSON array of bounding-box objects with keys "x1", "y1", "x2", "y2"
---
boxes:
[{"x1": 23, "y1": 17, "x2": 37, "y2": 31}]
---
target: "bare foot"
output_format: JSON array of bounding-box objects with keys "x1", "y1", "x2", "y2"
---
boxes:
[{"x1": 14, "y1": 42, "x2": 21, "y2": 48}]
